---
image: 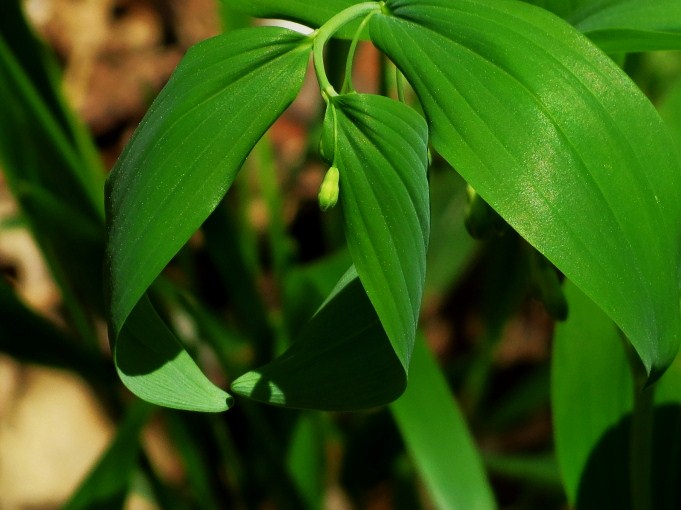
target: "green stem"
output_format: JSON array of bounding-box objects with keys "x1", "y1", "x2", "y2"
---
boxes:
[
  {"x1": 312, "y1": 2, "x2": 384, "y2": 98},
  {"x1": 341, "y1": 13, "x2": 375, "y2": 93},
  {"x1": 628, "y1": 345, "x2": 654, "y2": 510}
]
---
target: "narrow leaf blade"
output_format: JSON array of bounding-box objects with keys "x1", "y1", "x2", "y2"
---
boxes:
[
  {"x1": 63, "y1": 401, "x2": 154, "y2": 510},
  {"x1": 391, "y1": 335, "x2": 496, "y2": 510}
]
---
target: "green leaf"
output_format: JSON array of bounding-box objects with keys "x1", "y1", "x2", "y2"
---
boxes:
[
  {"x1": 653, "y1": 353, "x2": 681, "y2": 510},
  {"x1": 372, "y1": 0, "x2": 681, "y2": 379},
  {"x1": 658, "y1": 75, "x2": 681, "y2": 144},
  {"x1": 286, "y1": 413, "x2": 325, "y2": 510},
  {"x1": 233, "y1": 94, "x2": 428, "y2": 410},
  {"x1": 526, "y1": 0, "x2": 681, "y2": 52},
  {"x1": 646, "y1": 77, "x2": 681, "y2": 510},
  {"x1": 16, "y1": 183, "x2": 105, "y2": 312},
  {"x1": 0, "y1": 7, "x2": 104, "y2": 211},
  {"x1": 554, "y1": 281, "x2": 681, "y2": 509},
  {"x1": 0, "y1": 279, "x2": 107, "y2": 385},
  {"x1": 330, "y1": 93, "x2": 429, "y2": 368},
  {"x1": 105, "y1": 27, "x2": 311, "y2": 410},
  {"x1": 115, "y1": 296, "x2": 233, "y2": 412},
  {"x1": 165, "y1": 413, "x2": 223, "y2": 510},
  {"x1": 425, "y1": 169, "x2": 476, "y2": 295},
  {"x1": 0, "y1": 30, "x2": 105, "y2": 325},
  {"x1": 106, "y1": 27, "x2": 310, "y2": 335},
  {"x1": 222, "y1": 0, "x2": 357, "y2": 30},
  {"x1": 391, "y1": 335, "x2": 496, "y2": 510},
  {"x1": 63, "y1": 401, "x2": 154, "y2": 510},
  {"x1": 0, "y1": 0, "x2": 72, "y2": 140},
  {"x1": 231, "y1": 266, "x2": 405, "y2": 410},
  {"x1": 552, "y1": 281, "x2": 633, "y2": 507}
]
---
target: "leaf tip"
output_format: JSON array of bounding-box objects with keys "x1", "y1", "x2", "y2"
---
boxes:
[{"x1": 231, "y1": 371, "x2": 287, "y2": 405}]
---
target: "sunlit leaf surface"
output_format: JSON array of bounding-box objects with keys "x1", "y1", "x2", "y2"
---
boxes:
[{"x1": 372, "y1": 0, "x2": 681, "y2": 379}]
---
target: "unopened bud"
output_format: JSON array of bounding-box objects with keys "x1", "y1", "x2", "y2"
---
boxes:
[{"x1": 318, "y1": 166, "x2": 340, "y2": 211}]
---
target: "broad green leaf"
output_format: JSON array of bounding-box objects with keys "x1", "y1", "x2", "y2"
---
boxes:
[
  {"x1": 63, "y1": 401, "x2": 154, "y2": 510},
  {"x1": 330, "y1": 93, "x2": 429, "y2": 368},
  {"x1": 231, "y1": 266, "x2": 405, "y2": 410},
  {"x1": 520, "y1": 0, "x2": 580, "y2": 19},
  {"x1": 526, "y1": 0, "x2": 681, "y2": 52},
  {"x1": 106, "y1": 27, "x2": 310, "y2": 335},
  {"x1": 552, "y1": 281, "x2": 632, "y2": 507},
  {"x1": 391, "y1": 336, "x2": 496, "y2": 510},
  {"x1": 105, "y1": 28, "x2": 311, "y2": 410},
  {"x1": 219, "y1": 2, "x2": 251, "y2": 32},
  {"x1": 372, "y1": 0, "x2": 681, "y2": 379},
  {"x1": 554, "y1": 281, "x2": 681, "y2": 509},
  {"x1": 574, "y1": 1, "x2": 681, "y2": 52}
]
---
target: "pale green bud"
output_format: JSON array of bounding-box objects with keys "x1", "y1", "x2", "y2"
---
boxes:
[{"x1": 318, "y1": 166, "x2": 340, "y2": 211}]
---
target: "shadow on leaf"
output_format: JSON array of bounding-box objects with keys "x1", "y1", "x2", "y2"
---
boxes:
[
  {"x1": 576, "y1": 404, "x2": 681, "y2": 510},
  {"x1": 232, "y1": 268, "x2": 406, "y2": 411}
]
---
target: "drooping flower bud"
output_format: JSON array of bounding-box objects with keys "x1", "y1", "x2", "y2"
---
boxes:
[{"x1": 318, "y1": 166, "x2": 340, "y2": 211}]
